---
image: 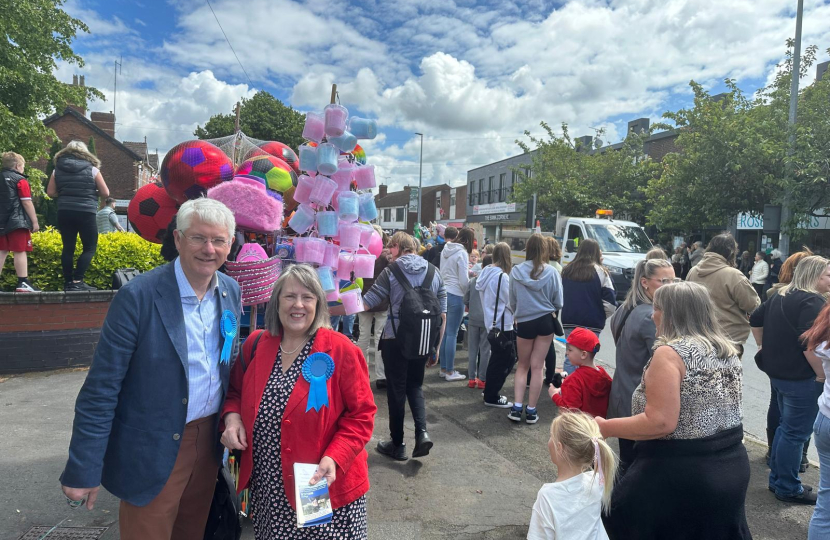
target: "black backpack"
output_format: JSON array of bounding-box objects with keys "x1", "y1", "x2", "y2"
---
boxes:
[
  {"x1": 389, "y1": 262, "x2": 443, "y2": 359},
  {"x1": 111, "y1": 268, "x2": 140, "y2": 290}
]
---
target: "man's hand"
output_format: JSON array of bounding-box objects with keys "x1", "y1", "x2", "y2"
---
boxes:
[
  {"x1": 61, "y1": 485, "x2": 100, "y2": 510},
  {"x1": 309, "y1": 456, "x2": 337, "y2": 486},
  {"x1": 32, "y1": 221, "x2": 40, "y2": 233},
  {"x1": 220, "y1": 413, "x2": 248, "y2": 450}
]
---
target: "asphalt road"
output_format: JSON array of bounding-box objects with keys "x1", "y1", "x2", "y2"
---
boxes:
[{"x1": 0, "y1": 341, "x2": 818, "y2": 540}]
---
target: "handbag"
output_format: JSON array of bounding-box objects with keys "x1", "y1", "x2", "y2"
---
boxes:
[
  {"x1": 755, "y1": 295, "x2": 799, "y2": 373},
  {"x1": 111, "y1": 268, "x2": 140, "y2": 290},
  {"x1": 552, "y1": 312, "x2": 564, "y2": 336},
  {"x1": 487, "y1": 273, "x2": 512, "y2": 351}
]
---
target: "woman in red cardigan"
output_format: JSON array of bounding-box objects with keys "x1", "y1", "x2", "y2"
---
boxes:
[{"x1": 221, "y1": 264, "x2": 376, "y2": 538}]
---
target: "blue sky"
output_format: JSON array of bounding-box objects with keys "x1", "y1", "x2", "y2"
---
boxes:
[{"x1": 59, "y1": 0, "x2": 830, "y2": 193}]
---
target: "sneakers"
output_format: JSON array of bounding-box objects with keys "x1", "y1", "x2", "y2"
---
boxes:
[
  {"x1": 375, "y1": 379, "x2": 387, "y2": 390},
  {"x1": 507, "y1": 405, "x2": 523, "y2": 422},
  {"x1": 376, "y1": 440, "x2": 408, "y2": 461},
  {"x1": 485, "y1": 396, "x2": 513, "y2": 408},
  {"x1": 476, "y1": 379, "x2": 486, "y2": 390},
  {"x1": 444, "y1": 371, "x2": 466, "y2": 381},
  {"x1": 467, "y1": 379, "x2": 477, "y2": 388},
  {"x1": 412, "y1": 431, "x2": 433, "y2": 458},
  {"x1": 775, "y1": 487, "x2": 818, "y2": 505},
  {"x1": 64, "y1": 281, "x2": 97, "y2": 292},
  {"x1": 525, "y1": 407, "x2": 539, "y2": 424},
  {"x1": 15, "y1": 279, "x2": 39, "y2": 293}
]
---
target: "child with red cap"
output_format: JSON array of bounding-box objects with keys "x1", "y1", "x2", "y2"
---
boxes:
[{"x1": 548, "y1": 328, "x2": 612, "y2": 417}]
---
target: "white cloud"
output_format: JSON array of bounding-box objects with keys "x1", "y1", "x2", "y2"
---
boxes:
[{"x1": 63, "y1": 0, "x2": 830, "y2": 196}]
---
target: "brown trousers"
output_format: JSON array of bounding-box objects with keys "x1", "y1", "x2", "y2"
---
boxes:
[{"x1": 119, "y1": 414, "x2": 219, "y2": 540}]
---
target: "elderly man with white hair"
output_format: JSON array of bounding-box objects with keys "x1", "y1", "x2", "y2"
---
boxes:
[{"x1": 60, "y1": 198, "x2": 242, "y2": 540}]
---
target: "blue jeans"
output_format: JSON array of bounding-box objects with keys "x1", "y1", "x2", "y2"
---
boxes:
[
  {"x1": 809, "y1": 411, "x2": 830, "y2": 538},
  {"x1": 330, "y1": 314, "x2": 355, "y2": 338},
  {"x1": 769, "y1": 377, "x2": 821, "y2": 497},
  {"x1": 439, "y1": 293, "x2": 464, "y2": 372}
]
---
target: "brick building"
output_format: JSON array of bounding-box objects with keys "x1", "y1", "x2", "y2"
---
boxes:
[
  {"x1": 32, "y1": 76, "x2": 158, "y2": 210},
  {"x1": 375, "y1": 183, "x2": 466, "y2": 235}
]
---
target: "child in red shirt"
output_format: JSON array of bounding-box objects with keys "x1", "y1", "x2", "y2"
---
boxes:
[
  {"x1": 548, "y1": 328, "x2": 612, "y2": 417},
  {"x1": 0, "y1": 152, "x2": 39, "y2": 292}
]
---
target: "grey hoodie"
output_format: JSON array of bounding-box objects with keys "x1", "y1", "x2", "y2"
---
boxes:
[
  {"x1": 440, "y1": 242, "x2": 470, "y2": 297},
  {"x1": 509, "y1": 261, "x2": 563, "y2": 324},
  {"x1": 363, "y1": 254, "x2": 447, "y2": 339},
  {"x1": 476, "y1": 265, "x2": 514, "y2": 331}
]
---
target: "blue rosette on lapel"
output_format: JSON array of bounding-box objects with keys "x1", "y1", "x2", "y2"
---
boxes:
[
  {"x1": 219, "y1": 310, "x2": 237, "y2": 365},
  {"x1": 302, "y1": 352, "x2": 335, "y2": 412}
]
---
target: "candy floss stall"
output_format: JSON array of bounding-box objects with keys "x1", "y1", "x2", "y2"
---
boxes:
[{"x1": 127, "y1": 88, "x2": 379, "y2": 517}]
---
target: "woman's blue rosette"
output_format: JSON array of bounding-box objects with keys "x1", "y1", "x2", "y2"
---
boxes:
[
  {"x1": 302, "y1": 353, "x2": 335, "y2": 412},
  {"x1": 219, "y1": 310, "x2": 237, "y2": 365}
]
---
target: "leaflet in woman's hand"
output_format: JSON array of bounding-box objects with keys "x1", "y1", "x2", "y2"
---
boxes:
[{"x1": 294, "y1": 463, "x2": 333, "y2": 528}]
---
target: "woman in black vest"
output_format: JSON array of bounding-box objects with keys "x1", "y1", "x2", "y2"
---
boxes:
[{"x1": 46, "y1": 140, "x2": 110, "y2": 291}]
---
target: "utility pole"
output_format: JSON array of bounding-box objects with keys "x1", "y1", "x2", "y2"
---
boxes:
[
  {"x1": 234, "y1": 102, "x2": 241, "y2": 133},
  {"x1": 113, "y1": 56, "x2": 122, "y2": 136},
  {"x1": 415, "y1": 133, "x2": 423, "y2": 228},
  {"x1": 778, "y1": 0, "x2": 804, "y2": 257}
]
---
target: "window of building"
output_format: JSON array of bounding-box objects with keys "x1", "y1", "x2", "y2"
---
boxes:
[
  {"x1": 488, "y1": 176, "x2": 494, "y2": 203},
  {"x1": 396, "y1": 207, "x2": 405, "y2": 222},
  {"x1": 384, "y1": 208, "x2": 391, "y2": 222},
  {"x1": 450, "y1": 193, "x2": 456, "y2": 208},
  {"x1": 478, "y1": 178, "x2": 485, "y2": 204},
  {"x1": 435, "y1": 193, "x2": 441, "y2": 213},
  {"x1": 468, "y1": 183, "x2": 475, "y2": 205},
  {"x1": 499, "y1": 173, "x2": 506, "y2": 201}
]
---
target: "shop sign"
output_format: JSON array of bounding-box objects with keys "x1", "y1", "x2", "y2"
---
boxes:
[{"x1": 474, "y1": 202, "x2": 516, "y2": 215}]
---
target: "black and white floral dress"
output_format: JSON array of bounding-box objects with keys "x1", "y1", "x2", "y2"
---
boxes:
[{"x1": 251, "y1": 335, "x2": 368, "y2": 539}]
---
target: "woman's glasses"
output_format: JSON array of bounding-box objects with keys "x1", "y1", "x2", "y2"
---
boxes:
[{"x1": 651, "y1": 277, "x2": 682, "y2": 285}]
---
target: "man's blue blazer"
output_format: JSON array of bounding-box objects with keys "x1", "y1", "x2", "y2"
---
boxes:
[{"x1": 60, "y1": 261, "x2": 241, "y2": 506}]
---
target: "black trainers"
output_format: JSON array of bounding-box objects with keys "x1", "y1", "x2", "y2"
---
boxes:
[
  {"x1": 375, "y1": 379, "x2": 387, "y2": 390},
  {"x1": 64, "y1": 282, "x2": 82, "y2": 292},
  {"x1": 376, "y1": 440, "x2": 408, "y2": 461},
  {"x1": 770, "y1": 484, "x2": 813, "y2": 493},
  {"x1": 775, "y1": 487, "x2": 817, "y2": 505},
  {"x1": 507, "y1": 406, "x2": 523, "y2": 422},
  {"x1": 485, "y1": 396, "x2": 513, "y2": 409},
  {"x1": 525, "y1": 407, "x2": 539, "y2": 424},
  {"x1": 412, "y1": 431, "x2": 433, "y2": 458},
  {"x1": 76, "y1": 281, "x2": 97, "y2": 291}
]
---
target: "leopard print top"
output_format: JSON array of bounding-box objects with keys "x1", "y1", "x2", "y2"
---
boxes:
[{"x1": 631, "y1": 338, "x2": 743, "y2": 440}]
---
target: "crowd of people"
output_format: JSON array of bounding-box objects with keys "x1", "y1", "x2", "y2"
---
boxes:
[{"x1": 56, "y1": 202, "x2": 830, "y2": 539}]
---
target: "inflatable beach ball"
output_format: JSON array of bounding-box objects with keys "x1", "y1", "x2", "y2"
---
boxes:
[
  {"x1": 128, "y1": 182, "x2": 179, "y2": 244},
  {"x1": 161, "y1": 140, "x2": 234, "y2": 204},
  {"x1": 258, "y1": 141, "x2": 300, "y2": 174},
  {"x1": 236, "y1": 154, "x2": 297, "y2": 193}
]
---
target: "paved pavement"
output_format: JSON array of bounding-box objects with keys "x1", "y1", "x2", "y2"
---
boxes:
[{"x1": 0, "y1": 341, "x2": 819, "y2": 540}]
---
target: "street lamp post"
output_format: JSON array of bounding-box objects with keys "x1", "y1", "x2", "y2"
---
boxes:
[
  {"x1": 778, "y1": 0, "x2": 804, "y2": 257},
  {"x1": 415, "y1": 133, "x2": 423, "y2": 230}
]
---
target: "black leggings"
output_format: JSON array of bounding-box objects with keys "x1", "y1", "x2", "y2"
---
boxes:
[
  {"x1": 58, "y1": 210, "x2": 98, "y2": 284},
  {"x1": 381, "y1": 339, "x2": 428, "y2": 446}
]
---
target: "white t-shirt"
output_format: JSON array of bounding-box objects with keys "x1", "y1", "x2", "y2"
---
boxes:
[{"x1": 527, "y1": 471, "x2": 609, "y2": 540}]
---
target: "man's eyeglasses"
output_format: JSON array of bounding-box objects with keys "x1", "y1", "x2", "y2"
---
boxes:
[
  {"x1": 650, "y1": 277, "x2": 682, "y2": 285},
  {"x1": 180, "y1": 233, "x2": 231, "y2": 249}
]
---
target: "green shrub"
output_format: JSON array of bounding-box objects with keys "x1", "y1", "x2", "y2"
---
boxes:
[{"x1": 1, "y1": 228, "x2": 166, "y2": 291}]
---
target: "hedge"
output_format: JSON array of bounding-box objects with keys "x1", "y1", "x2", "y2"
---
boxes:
[{"x1": 1, "y1": 228, "x2": 166, "y2": 291}]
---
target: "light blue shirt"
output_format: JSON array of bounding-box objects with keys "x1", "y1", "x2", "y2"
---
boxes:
[{"x1": 174, "y1": 258, "x2": 223, "y2": 423}]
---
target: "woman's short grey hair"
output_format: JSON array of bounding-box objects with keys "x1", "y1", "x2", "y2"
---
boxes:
[
  {"x1": 264, "y1": 264, "x2": 332, "y2": 337},
  {"x1": 54, "y1": 140, "x2": 102, "y2": 168},
  {"x1": 771, "y1": 249, "x2": 782, "y2": 260},
  {"x1": 622, "y1": 258, "x2": 673, "y2": 311},
  {"x1": 653, "y1": 281, "x2": 739, "y2": 359},
  {"x1": 176, "y1": 197, "x2": 235, "y2": 240},
  {"x1": 780, "y1": 255, "x2": 830, "y2": 297}
]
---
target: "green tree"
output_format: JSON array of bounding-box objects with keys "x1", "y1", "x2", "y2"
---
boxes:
[
  {"x1": 1, "y1": 0, "x2": 103, "y2": 171},
  {"x1": 511, "y1": 122, "x2": 659, "y2": 224},
  {"x1": 645, "y1": 80, "x2": 779, "y2": 231},
  {"x1": 87, "y1": 135, "x2": 96, "y2": 155},
  {"x1": 194, "y1": 91, "x2": 306, "y2": 149}
]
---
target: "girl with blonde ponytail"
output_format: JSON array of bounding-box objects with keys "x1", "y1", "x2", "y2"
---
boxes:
[{"x1": 528, "y1": 411, "x2": 617, "y2": 539}]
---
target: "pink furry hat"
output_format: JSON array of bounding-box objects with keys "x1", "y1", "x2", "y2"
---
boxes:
[{"x1": 207, "y1": 177, "x2": 283, "y2": 233}]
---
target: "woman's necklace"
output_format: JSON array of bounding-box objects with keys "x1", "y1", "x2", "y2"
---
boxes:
[{"x1": 280, "y1": 335, "x2": 310, "y2": 356}]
